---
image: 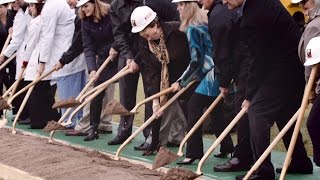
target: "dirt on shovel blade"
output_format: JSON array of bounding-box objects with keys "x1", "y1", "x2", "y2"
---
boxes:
[
  {"x1": 161, "y1": 168, "x2": 200, "y2": 180},
  {"x1": 52, "y1": 97, "x2": 80, "y2": 109},
  {"x1": 0, "y1": 99, "x2": 10, "y2": 110},
  {"x1": 104, "y1": 99, "x2": 132, "y2": 115},
  {"x1": 43, "y1": 120, "x2": 65, "y2": 132},
  {"x1": 153, "y1": 147, "x2": 179, "y2": 170}
]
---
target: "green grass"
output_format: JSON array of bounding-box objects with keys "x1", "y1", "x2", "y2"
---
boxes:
[{"x1": 112, "y1": 78, "x2": 314, "y2": 156}]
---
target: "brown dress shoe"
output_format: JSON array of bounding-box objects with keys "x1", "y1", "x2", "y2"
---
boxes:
[{"x1": 65, "y1": 129, "x2": 88, "y2": 136}]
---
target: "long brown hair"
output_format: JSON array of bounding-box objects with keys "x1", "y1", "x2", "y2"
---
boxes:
[
  {"x1": 78, "y1": 0, "x2": 110, "y2": 22},
  {"x1": 179, "y1": 1, "x2": 208, "y2": 31}
]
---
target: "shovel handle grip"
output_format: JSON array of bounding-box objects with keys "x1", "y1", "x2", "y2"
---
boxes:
[
  {"x1": 196, "y1": 107, "x2": 247, "y2": 175},
  {"x1": 114, "y1": 80, "x2": 197, "y2": 160},
  {"x1": 177, "y1": 93, "x2": 224, "y2": 156},
  {"x1": 9, "y1": 68, "x2": 55, "y2": 104},
  {"x1": 0, "y1": 53, "x2": 16, "y2": 71},
  {"x1": 130, "y1": 87, "x2": 175, "y2": 113}
]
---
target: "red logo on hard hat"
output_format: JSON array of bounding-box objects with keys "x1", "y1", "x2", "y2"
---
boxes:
[
  {"x1": 307, "y1": 49, "x2": 312, "y2": 58},
  {"x1": 145, "y1": 12, "x2": 151, "y2": 20},
  {"x1": 131, "y1": 20, "x2": 137, "y2": 27}
]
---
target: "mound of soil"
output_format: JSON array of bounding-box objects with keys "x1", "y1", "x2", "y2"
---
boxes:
[
  {"x1": 160, "y1": 168, "x2": 199, "y2": 180},
  {"x1": 152, "y1": 147, "x2": 179, "y2": 170},
  {"x1": 0, "y1": 129, "x2": 162, "y2": 180},
  {"x1": 104, "y1": 99, "x2": 130, "y2": 115},
  {"x1": 52, "y1": 97, "x2": 80, "y2": 109},
  {"x1": 43, "y1": 120, "x2": 64, "y2": 132}
]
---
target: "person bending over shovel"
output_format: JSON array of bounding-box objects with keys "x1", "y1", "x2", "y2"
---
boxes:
[{"x1": 169, "y1": 0, "x2": 234, "y2": 165}]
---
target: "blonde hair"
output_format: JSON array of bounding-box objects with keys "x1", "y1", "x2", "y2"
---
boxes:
[
  {"x1": 179, "y1": 2, "x2": 208, "y2": 31},
  {"x1": 78, "y1": 0, "x2": 110, "y2": 22}
]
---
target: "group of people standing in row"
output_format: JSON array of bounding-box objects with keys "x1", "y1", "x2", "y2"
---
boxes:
[{"x1": 0, "y1": 0, "x2": 319, "y2": 179}]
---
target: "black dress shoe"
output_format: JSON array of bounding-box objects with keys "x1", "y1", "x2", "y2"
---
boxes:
[
  {"x1": 275, "y1": 166, "x2": 313, "y2": 174},
  {"x1": 142, "y1": 143, "x2": 160, "y2": 156},
  {"x1": 84, "y1": 129, "x2": 99, "y2": 141},
  {"x1": 236, "y1": 174, "x2": 273, "y2": 180},
  {"x1": 108, "y1": 135, "x2": 128, "y2": 145},
  {"x1": 176, "y1": 158, "x2": 198, "y2": 165},
  {"x1": 134, "y1": 142, "x2": 150, "y2": 151},
  {"x1": 18, "y1": 118, "x2": 31, "y2": 125},
  {"x1": 214, "y1": 152, "x2": 231, "y2": 158},
  {"x1": 214, "y1": 157, "x2": 250, "y2": 172},
  {"x1": 166, "y1": 142, "x2": 180, "y2": 147},
  {"x1": 97, "y1": 129, "x2": 112, "y2": 134}
]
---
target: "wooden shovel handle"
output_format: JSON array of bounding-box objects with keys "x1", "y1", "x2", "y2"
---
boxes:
[
  {"x1": 0, "y1": 53, "x2": 17, "y2": 71},
  {"x1": 244, "y1": 109, "x2": 300, "y2": 180},
  {"x1": 9, "y1": 67, "x2": 26, "y2": 99},
  {"x1": 196, "y1": 107, "x2": 247, "y2": 175},
  {"x1": 0, "y1": 33, "x2": 12, "y2": 55},
  {"x1": 279, "y1": 64, "x2": 319, "y2": 180},
  {"x1": 9, "y1": 68, "x2": 55, "y2": 104},
  {"x1": 177, "y1": 93, "x2": 223, "y2": 156},
  {"x1": 114, "y1": 80, "x2": 197, "y2": 160},
  {"x1": 130, "y1": 87, "x2": 175, "y2": 113}
]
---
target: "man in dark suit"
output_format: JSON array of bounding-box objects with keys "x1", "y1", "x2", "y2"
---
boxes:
[{"x1": 223, "y1": 0, "x2": 313, "y2": 179}]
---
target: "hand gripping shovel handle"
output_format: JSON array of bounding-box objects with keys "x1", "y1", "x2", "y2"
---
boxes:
[
  {"x1": 114, "y1": 80, "x2": 197, "y2": 160},
  {"x1": 80, "y1": 65, "x2": 129, "y2": 102},
  {"x1": 9, "y1": 68, "x2": 55, "y2": 104},
  {"x1": 0, "y1": 53, "x2": 17, "y2": 71},
  {"x1": 0, "y1": 33, "x2": 12, "y2": 55},
  {"x1": 130, "y1": 87, "x2": 175, "y2": 113},
  {"x1": 279, "y1": 64, "x2": 319, "y2": 180},
  {"x1": 177, "y1": 93, "x2": 223, "y2": 156},
  {"x1": 48, "y1": 67, "x2": 130, "y2": 143},
  {"x1": 196, "y1": 107, "x2": 247, "y2": 175},
  {"x1": 244, "y1": 109, "x2": 300, "y2": 180}
]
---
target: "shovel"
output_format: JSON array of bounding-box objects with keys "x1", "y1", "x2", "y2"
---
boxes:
[
  {"x1": 0, "y1": 53, "x2": 17, "y2": 71},
  {"x1": 105, "y1": 87, "x2": 175, "y2": 116},
  {"x1": 196, "y1": 107, "x2": 247, "y2": 175},
  {"x1": 152, "y1": 93, "x2": 224, "y2": 170},
  {"x1": 243, "y1": 109, "x2": 300, "y2": 180},
  {"x1": 279, "y1": 63, "x2": 319, "y2": 180},
  {"x1": 114, "y1": 80, "x2": 197, "y2": 161},
  {"x1": 47, "y1": 66, "x2": 131, "y2": 142},
  {"x1": 0, "y1": 68, "x2": 56, "y2": 111},
  {"x1": 51, "y1": 55, "x2": 114, "y2": 109}
]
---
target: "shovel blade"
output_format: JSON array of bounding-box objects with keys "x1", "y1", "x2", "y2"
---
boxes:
[
  {"x1": 0, "y1": 99, "x2": 10, "y2": 110},
  {"x1": 104, "y1": 99, "x2": 132, "y2": 115},
  {"x1": 152, "y1": 147, "x2": 179, "y2": 170},
  {"x1": 160, "y1": 168, "x2": 200, "y2": 180},
  {"x1": 43, "y1": 120, "x2": 65, "y2": 132},
  {"x1": 52, "y1": 97, "x2": 80, "y2": 109}
]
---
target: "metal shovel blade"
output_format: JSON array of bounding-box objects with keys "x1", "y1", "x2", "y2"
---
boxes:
[
  {"x1": 104, "y1": 99, "x2": 135, "y2": 115},
  {"x1": 152, "y1": 147, "x2": 179, "y2": 170},
  {"x1": 160, "y1": 168, "x2": 200, "y2": 180},
  {"x1": 43, "y1": 120, "x2": 65, "y2": 132},
  {"x1": 52, "y1": 97, "x2": 81, "y2": 109},
  {"x1": 0, "y1": 99, "x2": 10, "y2": 110}
]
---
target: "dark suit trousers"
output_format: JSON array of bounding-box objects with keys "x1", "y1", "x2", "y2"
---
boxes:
[{"x1": 307, "y1": 94, "x2": 320, "y2": 166}]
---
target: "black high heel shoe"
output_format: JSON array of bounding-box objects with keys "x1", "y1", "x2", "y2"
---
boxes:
[
  {"x1": 142, "y1": 143, "x2": 160, "y2": 156},
  {"x1": 84, "y1": 129, "x2": 99, "y2": 141},
  {"x1": 176, "y1": 158, "x2": 199, "y2": 165}
]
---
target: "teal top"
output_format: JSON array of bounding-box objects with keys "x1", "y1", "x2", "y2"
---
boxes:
[{"x1": 179, "y1": 24, "x2": 219, "y2": 97}]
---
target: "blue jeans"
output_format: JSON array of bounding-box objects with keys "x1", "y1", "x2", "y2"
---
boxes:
[{"x1": 56, "y1": 70, "x2": 86, "y2": 128}]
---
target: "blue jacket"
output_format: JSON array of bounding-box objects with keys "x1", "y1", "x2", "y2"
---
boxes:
[{"x1": 179, "y1": 25, "x2": 219, "y2": 97}]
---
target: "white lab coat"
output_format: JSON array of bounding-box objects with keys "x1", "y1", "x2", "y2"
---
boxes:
[
  {"x1": 38, "y1": 0, "x2": 85, "y2": 78},
  {"x1": 23, "y1": 16, "x2": 53, "y2": 81},
  {"x1": 3, "y1": 8, "x2": 31, "y2": 79}
]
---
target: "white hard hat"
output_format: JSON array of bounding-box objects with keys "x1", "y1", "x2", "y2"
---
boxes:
[
  {"x1": 131, "y1": 6, "x2": 157, "y2": 33},
  {"x1": 0, "y1": 0, "x2": 15, "y2": 5},
  {"x1": 304, "y1": 37, "x2": 320, "y2": 66},
  {"x1": 25, "y1": 0, "x2": 40, "y2": 3},
  {"x1": 172, "y1": 0, "x2": 198, "y2": 3},
  {"x1": 291, "y1": 0, "x2": 302, "y2": 4},
  {"x1": 77, "y1": 0, "x2": 91, "y2": 7}
]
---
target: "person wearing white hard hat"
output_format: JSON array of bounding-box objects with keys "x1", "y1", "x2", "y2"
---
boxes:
[
  {"x1": 130, "y1": 6, "x2": 190, "y2": 155},
  {"x1": 304, "y1": 37, "x2": 320, "y2": 167},
  {"x1": 169, "y1": 0, "x2": 225, "y2": 165},
  {"x1": 76, "y1": 0, "x2": 119, "y2": 141},
  {"x1": 0, "y1": 0, "x2": 31, "y2": 124},
  {"x1": 108, "y1": 0, "x2": 179, "y2": 150},
  {"x1": 223, "y1": 0, "x2": 313, "y2": 179}
]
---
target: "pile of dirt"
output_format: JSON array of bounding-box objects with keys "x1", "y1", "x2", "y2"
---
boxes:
[
  {"x1": 152, "y1": 147, "x2": 179, "y2": 170},
  {"x1": 104, "y1": 99, "x2": 131, "y2": 115},
  {"x1": 52, "y1": 97, "x2": 80, "y2": 109},
  {"x1": 160, "y1": 168, "x2": 199, "y2": 180},
  {"x1": 0, "y1": 98, "x2": 10, "y2": 110},
  {"x1": 43, "y1": 120, "x2": 64, "y2": 132},
  {"x1": 0, "y1": 128, "x2": 162, "y2": 180}
]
